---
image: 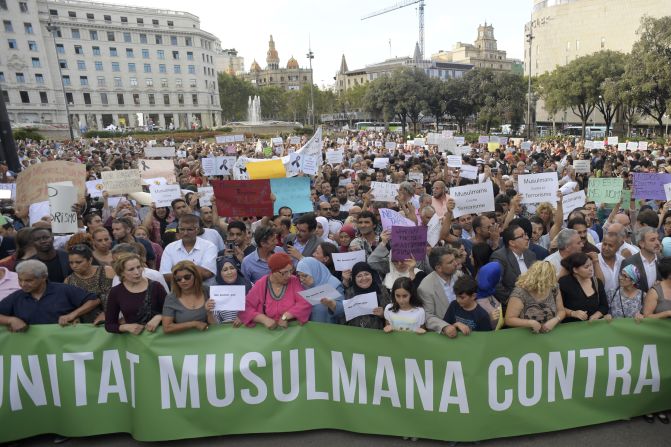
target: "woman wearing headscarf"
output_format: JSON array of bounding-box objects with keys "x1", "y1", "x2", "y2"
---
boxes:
[
  {"x1": 296, "y1": 257, "x2": 344, "y2": 323},
  {"x1": 344, "y1": 261, "x2": 391, "y2": 330},
  {"x1": 475, "y1": 262, "x2": 503, "y2": 330},
  {"x1": 205, "y1": 257, "x2": 253, "y2": 325},
  {"x1": 368, "y1": 229, "x2": 428, "y2": 292},
  {"x1": 607, "y1": 264, "x2": 644, "y2": 319},
  {"x1": 315, "y1": 216, "x2": 337, "y2": 246},
  {"x1": 338, "y1": 224, "x2": 356, "y2": 253},
  {"x1": 238, "y1": 253, "x2": 312, "y2": 329}
]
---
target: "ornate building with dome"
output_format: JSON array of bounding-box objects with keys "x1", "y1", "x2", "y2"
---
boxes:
[{"x1": 241, "y1": 35, "x2": 313, "y2": 91}]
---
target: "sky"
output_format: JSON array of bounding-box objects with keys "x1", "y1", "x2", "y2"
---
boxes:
[{"x1": 100, "y1": 0, "x2": 532, "y2": 88}]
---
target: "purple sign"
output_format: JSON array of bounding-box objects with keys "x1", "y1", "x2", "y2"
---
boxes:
[
  {"x1": 633, "y1": 173, "x2": 671, "y2": 200},
  {"x1": 391, "y1": 225, "x2": 428, "y2": 262}
]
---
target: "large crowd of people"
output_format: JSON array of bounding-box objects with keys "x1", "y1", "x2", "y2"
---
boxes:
[{"x1": 1, "y1": 129, "x2": 671, "y2": 428}]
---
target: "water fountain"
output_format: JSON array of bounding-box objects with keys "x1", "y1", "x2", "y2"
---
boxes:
[
  {"x1": 225, "y1": 95, "x2": 301, "y2": 134},
  {"x1": 247, "y1": 96, "x2": 261, "y2": 124}
]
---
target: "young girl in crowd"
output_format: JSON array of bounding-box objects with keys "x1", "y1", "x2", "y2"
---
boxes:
[{"x1": 383, "y1": 277, "x2": 426, "y2": 334}]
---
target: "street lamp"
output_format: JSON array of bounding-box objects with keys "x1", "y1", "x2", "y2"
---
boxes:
[
  {"x1": 525, "y1": 17, "x2": 534, "y2": 141},
  {"x1": 306, "y1": 46, "x2": 315, "y2": 129},
  {"x1": 46, "y1": 22, "x2": 74, "y2": 140}
]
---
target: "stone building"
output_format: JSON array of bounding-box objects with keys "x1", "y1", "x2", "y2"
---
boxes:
[{"x1": 241, "y1": 35, "x2": 312, "y2": 91}]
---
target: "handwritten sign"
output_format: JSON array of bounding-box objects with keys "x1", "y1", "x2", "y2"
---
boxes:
[
  {"x1": 573, "y1": 160, "x2": 590, "y2": 174},
  {"x1": 633, "y1": 173, "x2": 671, "y2": 200},
  {"x1": 521, "y1": 141, "x2": 532, "y2": 151},
  {"x1": 149, "y1": 184, "x2": 181, "y2": 208},
  {"x1": 379, "y1": 208, "x2": 415, "y2": 231},
  {"x1": 201, "y1": 157, "x2": 216, "y2": 176},
  {"x1": 370, "y1": 182, "x2": 399, "y2": 203},
  {"x1": 607, "y1": 136, "x2": 619, "y2": 146},
  {"x1": 518, "y1": 173, "x2": 558, "y2": 204},
  {"x1": 478, "y1": 136, "x2": 490, "y2": 144},
  {"x1": 638, "y1": 141, "x2": 648, "y2": 151},
  {"x1": 459, "y1": 164, "x2": 478, "y2": 180},
  {"x1": 385, "y1": 142, "x2": 396, "y2": 150},
  {"x1": 16, "y1": 161, "x2": 86, "y2": 209},
  {"x1": 48, "y1": 182, "x2": 78, "y2": 234},
  {"x1": 587, "y1": 178, "x2": 623, "y2": 203},
  {"x1": 144, "y1": 146, "x2": 175, "y2": 158},
  {"x1": 138, "y1": 159, "x2": 175, "y2": 182},
  {"x1": 408, "y1": 172, "x2": 424, "y2": 184},
  {"x1": 101, "y1": 169, "x2": 142, "y2": 195},
  {"x1": 391, "y1": 225, "x2": 427, "y2": 262},
  {"x1": 298, "y1": 284, "x2": 341, "y2": 305},
  {"x1": 209, "y1": 285, "x2": 246, "y2": 311},
  {"x1": 289, "y1": 136, "x2": 301, "y2": 145},
  {"x1": 617, "y1": 143, "x2": 627, "y2": 152},
  {"x1": 344, "y1": 292, "x2": 378, "y2": 322},
  {"x1": 197, "y1": 186, "x2": 214, "y2": 207},
  {"x1": 447, "y1": 155, "x2": 462, "y2": 168},
  {"x1": 331, "y1": 250, "x2": 366, "y2": 272},
  {"x1": 449, "y1": 182, "x2": 495, "y2": 218},
  {"x1": 271, "y1": 137, "x2": 283, "y2": 145},
  {"x1": 0, "y1": 183, "x2": 16, "y2": 200},
  {"x1": 211, "y1": 180, "x2": 273, "y2": 217},
  {"x1": 426, "y1": 213, "x2": 442, "y2": 247},
  {"x1": 663, "y1": 184, "x2": 671, "y2": 202},
  {"x1": 627, "y1": 142, "x2": 639, "y2": 151},
  {"x1": 562, "y1": 190, "x2": 586, "y2": 221},
  {"x1": 301, "y1": 155, "x2": 319, "y2": 176},
  {"x1": 269, "y1": 177, "x2": 313, "y2": 214},
  {"x1": 326, "y1": 149, "x2": 344, "y2": 165}
]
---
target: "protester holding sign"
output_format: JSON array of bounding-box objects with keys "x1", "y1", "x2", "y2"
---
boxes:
[
  {"x1": 206, "y1": 257, "x2": 251, "y2": 325},
  {"x1": 295, "y1": 257, "x2": 345, "y2": 323},
  {"x1": 162, "y1": 261, "x2": 211, "y2": 333},
  {"x1": 344, "y1": 261, "x2": 390, "y2": 330}
]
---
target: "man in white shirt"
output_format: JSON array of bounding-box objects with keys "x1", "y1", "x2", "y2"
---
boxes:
[
  {"x1": 598, "y1": 233, "x2": 624, "y2": 296},
  {"x1": 599, "y1": 222, "x2": 638, "y2": 258},
  {"x1": 160, "y1": 214, "x2": 217, "y2": 286},
  {"x1": 545, "y1": 228, "x2": 582, "y2": 277}
]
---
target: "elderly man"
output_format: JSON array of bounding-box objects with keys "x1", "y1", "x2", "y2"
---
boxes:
[
  {"x1": 599, "y1": 222, "x2": 638, "y2": 258},
  {"x1": 431, "y1": 180, "x2": 449, "y2": 217},
  {"x1": 0, "y1": 260, "x2": 99, "y2": 331},
  {"x1": 490, "y1": 224, "x2": 537, "y2": 304},
  {"x1": 598, "y1": 233, "x2": 624, "y2": 296},
  {"x1": 545, "y1": 228, "x2": 583, "y2": 277}
]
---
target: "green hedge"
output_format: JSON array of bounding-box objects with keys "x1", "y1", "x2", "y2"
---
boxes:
[{"x1": 12, "y1": 128, "x2": 45, "y2": 141}]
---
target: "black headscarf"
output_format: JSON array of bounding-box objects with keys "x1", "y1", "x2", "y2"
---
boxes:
[
  {"x1": 351, "y1": 261, "x2": 381, "y2": 295},
  {"x1": 216, "y1": 256, "x2": 252, "y2": 293}
]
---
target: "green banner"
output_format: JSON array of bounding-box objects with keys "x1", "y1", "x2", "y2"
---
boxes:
[{"x1": 1, "y1": 319, "x2": 670, "y2": 443}]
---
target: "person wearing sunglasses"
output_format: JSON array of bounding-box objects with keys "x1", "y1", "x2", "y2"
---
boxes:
[{"x1": 162, "y1": 261, "x2": 212, "y2": 333}]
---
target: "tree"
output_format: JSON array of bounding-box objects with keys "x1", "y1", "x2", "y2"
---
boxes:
[
  {"x1": 257, "y1": 86, "x2": 287, "y2": 120},
  {"x1": 589, "y1": 51, "x2": 626, "y2": 135},
  {"x1": 425, "y1": 78, "x2": 445, "y2": 130},
  {"x1": 217, "y1": 72, "x2": 255, "y2": 122},
  {"x1": 364, "y1": 75, "x2": 407, "y2": 134},
  {"x1": 393, "y1": 68, "x2": 431, "y2": 134},
  {"x1": 336, "y1": 83, "x2": 368, "y2": 112},
  {"x1": 443, "y1": 77, "x2": 475, "y2": 133}
]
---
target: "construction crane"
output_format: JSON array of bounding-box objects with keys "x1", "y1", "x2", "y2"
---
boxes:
[{"x1": 362, "y1": 0, "x2": 425, "y2": 60}]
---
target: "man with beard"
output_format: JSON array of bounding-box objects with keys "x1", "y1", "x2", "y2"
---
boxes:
[{"x1": 26, "y1": 227, "x2": 72, "y2": 283}]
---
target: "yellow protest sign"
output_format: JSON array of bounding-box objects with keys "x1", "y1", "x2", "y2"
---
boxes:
[
  {"x1": 246, "y1": 159, "x2": 287, "y2": 179},
  {"x1": 487, "y1": 142, "x2": 500, "y2": 152}
]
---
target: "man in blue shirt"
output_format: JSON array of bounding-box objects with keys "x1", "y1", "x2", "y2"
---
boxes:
[
  {"x1": 241, "y1": 225, "x2": 285, "y2": 283},
  {"x1": 0, "y1": 260, "x2": 99, "y2": 332}
]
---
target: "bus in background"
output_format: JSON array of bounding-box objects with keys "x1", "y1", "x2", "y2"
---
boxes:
[
  {"x1": 561, "y1": 126, "x2": 610, "y2": 140},
  {"x1": 355, "y1": 121, "x2": 403, "y2": 132}
]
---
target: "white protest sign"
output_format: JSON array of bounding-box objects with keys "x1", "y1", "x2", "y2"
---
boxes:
[
  {"x1": 332, "y1": 250, "x2": 366, "y2": 272},
  {"x1": 101, "y1": 169, "x2": 142, "y2": 195},
  {"x1": 142, "y1": 177, "x2": 168, "y2": 186},
  {"x1": 289, "y1": 136, "x2": 301, "y2": 145},
  {"x1": 449, "y1": 182, "x2": 495, "y2": 218},
  {"x1": 271, "y1": 137, "x2": 283, "y2": 145},
  {"x1": 176, "y1": 150, "x2": 187, "y2": 158},
  {"x1": 617, "y1": 143, "x2": 627, "y2": 152},
  {"x1": 459, "y1": 164, "x2": 478, "y2": 180},
  {"x1": 379, "y1": 208, "x2": 415, "y2": 231},
  {"x1": 85, "y1": 179, "x2": 104, "y2": 198},
  {"x1": 298, "y1": 284, "x2": 342, "y2": 305},
  {"x1": 215, "y1": 156, "x2": 236, "y2": 176},
  {"x1": 608, "y1": 136, "x2": 619, "y2": 146},
  {"x1": 426, "y1": 213, "x2": 442, "y2": 247},
  {"x1": 0, "y1": 183, "x2": 16, "y2": 200},
  {"x1": 518, "y1": 173, "x2": 558, "y2": 204},
  {"x1": 233, "y1": 157, "x2": 249, "y2": 180},
  {"x1": 427, "y1": 133, "x2": 440, "y2": 145},
  {"x1": 285, "y1": 153, "x2": 301, "y2": 177},
  {"x1": 408, "y1": 172, "x2": 424, "y2": 184},
  {"x1": 627, "y1": 141, "x2": 639, "y2": 150},
  {"x1": 336, "y1": 138, "x2": 345, "y2": 145},
  {"x1": 385, "y1": 142, "x2": 397, "y2": 150},
  {"x1": 559, "y1": 181, "x2": 578, "y2": 196},
  {"x1": 326, "y1": 149, "x2": 344, "y2": 165},
  {"x1": 216, "y1": 135, "x2": 232, "y2": 144},
  {"x1": 338, "y1": 177, "x2": 351, "y2": 186},
  {"x1": 454, "y1": 136, "x2": 465, "y2": 145},
  {"x1": 373, "y1": 158, "x2": 390, "y2": 169},
  {"x1": 0, "y1": 189, "x2": 10, "y2": 200},
  {"x1": 149, "y1": 184, "x2": 181, "y2": 207},
  {"x1": 562, "y1": 190, "x2": 586, "y2": 221},
  {"x1": 584, "y1": 140, "x2": 594, "y2": 149},
  {"x1": 301, "y1": 154, "x2": 319, "y2": 176},
  {"x1": 48, "y1": 182, "x2": 78, "y2": 234},
  {"x1": 201, "y1": 157, "x2": 216, "y2": 176},
  {"x1": 638, "y1": 141, "x2": 648, "y2": 151},
  {"x1": 664, "y1": 183, "x2": 671, "y2": 202},
  {"x1": 447, "y1": 155, "x2": 462, "y2": 168},
  {"x1": 593, "y1": 141, "x2": 605, "y2": 150},
  {"x1": 521, "y1": 141, "x2": 532, "y2": 151},
  {"x1": 443, "y1": 130, "x2": 455, "y2": 138},
  {"x1": 144, "y1": 146, "x2": 175, "y2": 158},
  {"x1": 210, "y1": 285, "x2": 246, "y2": 311},
  {"x1": 29, "y1": 200, "x2": 50, "y2": 225},
  {"x1": 414, "y1": 138, "x2": 425, "y2": 147},
  {"x1": 344, "y1": 292, "x2": 378, "y2": 322},
  {"x1": 370, "y1": 181, "x2": 399, "y2": 203},
  {"x1": 573, "y1": 160, "x2": 591, "y2": 174},
  {"x1": 198, "y1": 186, "x2": 214, "y2": 207}
]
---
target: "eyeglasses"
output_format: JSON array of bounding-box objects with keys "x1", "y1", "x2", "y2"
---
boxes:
[
  {"x1": 512, "y1": 233, "x2": 529, "y2": 240},
  {"x1": 174, "y1": 273, "x2": 193, "y2": 282}
]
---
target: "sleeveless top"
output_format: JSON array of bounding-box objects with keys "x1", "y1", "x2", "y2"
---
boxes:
[
  {"x1": 66, "y1": 266, "x2": 113, "y2": 322},
  {"x1": 652, "y1": 284, "x2": 671, "y2": 314},
  {"x1": 510, "y1": 286, "x2": 558, "y2": 324}
]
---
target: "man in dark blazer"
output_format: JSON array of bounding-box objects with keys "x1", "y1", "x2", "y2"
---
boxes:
[
  {"x1": 284, "y1": 213, "x2": 320, "y2": 259},
  {"x1": 491, "y1": 224, "x2": 537, "y2": 305},
  {"x1": 621, "y1": 226, "x2": 661, "y2": 294}
]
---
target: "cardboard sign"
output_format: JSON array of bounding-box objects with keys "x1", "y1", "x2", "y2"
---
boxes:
[
  {"x1": 379, "y1": 208, "x2": 415, "y2": 231},
  {"x1": 450, "y1": 182, "x2": 496, "y2": 218},
  {"x1": 211, "y1": 180, "x2": 273, "y2": 217},
  {"x1": 210, "y1": 285, "x2": 246, "y2": 311},
  {"x1": 298, "y1": 284, "x2": 342, "y2": 305},
  {"x1": 16, "y1": 161, "x2": 86, "y2": 209},
  {"x1": 344, "y1": 292, "x2": 378, "y2": 322},
  {"x1": 269, "y1": 177, "x2": 313, "y2": 214},
  {"x1": 101, "y1": 169, "x2": 142, "y2": 195},
  {"x1": 331, "y1": 250, "x2": 367, "y2": 272},
  {"x1": 518, "y1": 173, "x2": 558, "y2": 204},
  {"x1": 246, "y1": 159, "x2": 286, "y2": 180},
  {"x1": 149, "y1": 184, "x2": 181, "y2": 208},
  {"x1": 633, "y1": 173, "x2": 671, "y2": 200},
  {"x1": 587, "y1": 177, "x2": 623, "y2": 204},
  {"x1": 391, "y1": 225, "x2": 427, "y2": 262},
  {"x1": 573, "y1": 160, "x2": 591, "y2": 174},
  {"x1": 144, "y1": 146, "x2": 175, "y2": 158},
  {"x1": 370, "y1": 182, "x2": 399, "y2": 203},
  {"x1": 138, "y1": 159, "x2": 176, "y2": 182}
]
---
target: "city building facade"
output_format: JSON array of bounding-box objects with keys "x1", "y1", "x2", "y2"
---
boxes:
[
  {"x1": 214, "y1": 45, "x2": 244, "y2": 76},
  {"x1": 241, "y1": 35, "x2": 313, "y2": 91},
  {"x1": 0, "y1": 0, "x2": 223, "y2": 135}
]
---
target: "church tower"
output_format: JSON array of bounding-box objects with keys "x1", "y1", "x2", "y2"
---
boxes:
[
  {"x1": 266, "y1": 35, "x2": 280, "y2": 69},
  {"x1": 475, "y1": 22, "x2": 497, "y2": 51}
]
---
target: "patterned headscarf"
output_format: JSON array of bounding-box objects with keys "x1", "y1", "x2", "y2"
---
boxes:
[{"x1": 621, "y1": 264, "x2": 640, "y2": 287}]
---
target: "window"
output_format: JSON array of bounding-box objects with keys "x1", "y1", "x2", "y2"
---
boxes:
[
  {"x1": 0, "y1": 72, "x2": 4, "y2": 82},
  {"x1": 159, "y1": 64, "x2": 166, "y2": 73},
  {"x1": 187, "y1": 51, "x2": 194, "y2": 61},
  {"x1": 86, "y1": 13, "x2": 94, "y2": 20},
  {"x1": 71, "y1": 28, "x2": 80, "y2": 39},
  {"x1": 59, "y1": 60, "x2": 67, "y2": 69},
  {"x1": 160, "y1": 78, "x2": 168, "y2": 88},
  {"x1": 62, "y1": 75, "x2": 71, "y2": 86},
  {"x1": 123, "y1": 32, "x2": 131, "y2": 43},
  {"x1": 40, "y1": 92, "x2": 48, "y2": 103},
  {"x1": 167, "y1": 21, "x2": 174, "y2": 27},
  {"x1": 188, "y1": 65, "x2": 195, "y2": 74},
  {"x1": 189, "y1": 79, "x2": 197, "y2": 87},
  {"x1": 16, "y1": 72, "x2": 25, "y2": 83},
  {"x1": 19, "y1": 2, "x2": 28, "y2": 13},
  {"x1": 117, "y1": 93, "x2": 124, "y2": 105},
  {"x1": 191, "y1": 94, "x2": 198, "y2": 105},
  {"x1": 137, "y1": 18, "x2": 144, "y2": 25},
  {"x1": 133, "y1": 93, "x2": 140, "y2": 105},
  {"x1": 3, "y1": 21, "x2": 13, "y2": 32},
  {"x1": 172, "y1": 51, "x2": 179, "y2": 60},
  {"x1": 121, "y1": 16, "x2": 128, "y2": 23},
  {"x1": 175, "y1": 78, "x2": 182, "y2": 87},
  {"x1": 97, "y1": 76, "x2": 105, "y2": 86},
  {"x1": 173, "y1": 65, "x2": 181, "y2": 74},
  {"x1": 157, "y1": 50, "x2": 165, "y2": 60},
  {"x1": 178, "y1": 93, "x2": 184, "y2": 105},
  {"x1": 145, "y1": 78, "x2": 153, "y2": 87},
  {"x1": 130, "y1": 77, "x2": 137, "y2": 86},
  {"x1": 95, "y1": 61, "x2": 103, "y2": 71},
  {"x1": 109, "y1": 47, "x2": 118, "y2": 57},
  {"x1": 74, "y1": 45, "x2": 83, "y2": 54},
  {"x1": 142, "y1": 49, "x2": 149, "y2": 59},
  {"x1": 92, "y1": 46, "x2": 100, "y2": 55},
  {"x1": 100, "y1": 92, "x2": 108, "y2": 105},
  {"x1": 126, "y1": 48, "x2": 134, "y2": 58},
  {"x1": 111, "y1": 62, "x2": 120, "y2": 72},
  {"x1": 144, "y1": 64, "x2": 151, "y2": 73},
  {"x1": 155, "y1": 35, "x2": 162, "y2": 45},
  {"x1": 128, "y1": 63, "x2": 136, "y2": 72},
  {"x1": 83, "y1": 92, "x2": 91, "y2": 104},
  {"x1": 19, "y1": 91, "x2": 29, "y2": 103},
  {"x1": 35, "y1": 73, "x2": 44, "y2": 84},
  {"x1": 55, "y1": 44, "x2": 64, "y2": 54},
  {"x1": 170, "y1": 36, "x2": 178, "y2": 46},
  {"x1": 28, "y1": 41, "x2": 37, "y2": 51},
  {"x1": 77, "y1": 60, "x2": 85, "y2": 70},
  {"x1": 24, "y1": 23, "x2": 33, "y2": 34},
  {"x1": 31, "y1": 57, "x2": 40, "y2": 68},
  {"x1": 80, "y1": 76, "x2": 88, "y2": 86},
  {"x1": 2, "y1": 91, "x2": 9, "y2": 103},
  {"x1": 8, "y1": 39, "x2": 17, "y2": 50},
  {"x1": 49, "y1": 9, "x2": 58, "y2": 16},
  {"x1": 113, "y1": 77, "x2": 122, "y2": 87},
  {"x1": 140, "y1": 34, "x2": 147, "y2": 44},
  {"x1": 104, "y1": 15, "x2": 111, "y2": 22},
  {"x1": 90, "y1": 30, "x2": 98, "y2": 41},
  {"x1": 185, "y1": 37, "x2": 192, "y2": 47},
  {"x1": 107, "y1": 32, "x2": 115, "y2": 42},
  {"x1": 163, "y1": 94, "x2": 170, "y2": 104},
  {"x1": 148, "y1": 93, "x2": 155, "y2": 105},
  {"x1": 66, "y1": 92, "x2": 73, "y2": 104},
  {"x1": 68, "y1": 11, "x2": 76, "y2": 18}
]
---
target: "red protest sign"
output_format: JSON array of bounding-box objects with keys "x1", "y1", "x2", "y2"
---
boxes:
[{"x1": 211, "y1": 180, "x2": 273, "y2": 217}]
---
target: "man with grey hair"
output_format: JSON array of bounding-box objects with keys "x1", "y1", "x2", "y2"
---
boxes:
[
  {"x1": 621, "y1": 226, "x2": 661, "y2": 293},
  {"x1": 431, "y1": 180, "x2": 449, "y2": 217},
  {"x1": 545, "y1": 228, "x2": 583, "y2": 277},
  {"x1": 599, "y1": 222, "x2": 638, "y2": 258},
  {"x1": 0, "y1": 260, "x2": 99, "y2": 331}
]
